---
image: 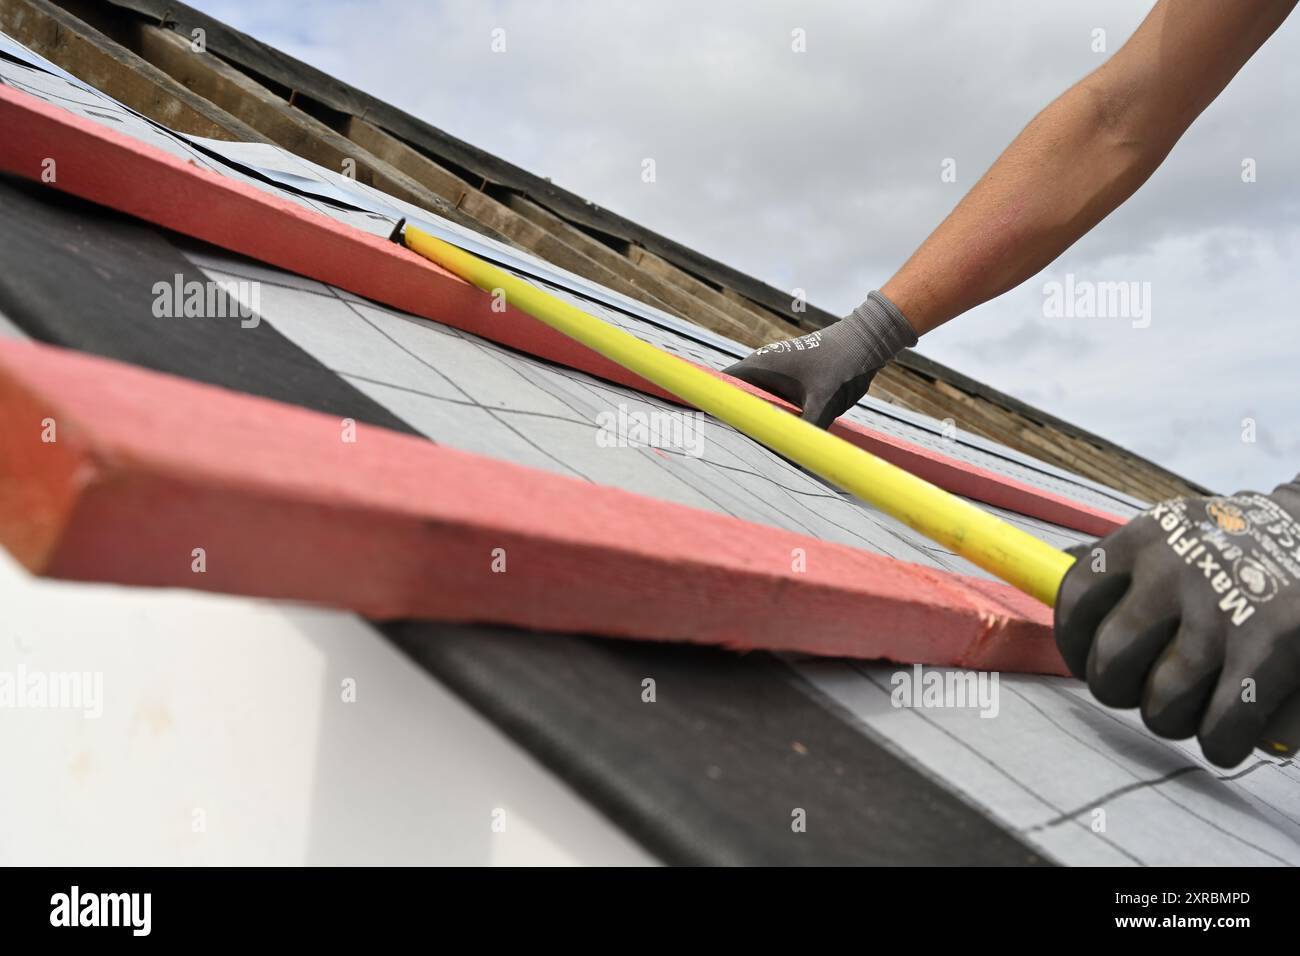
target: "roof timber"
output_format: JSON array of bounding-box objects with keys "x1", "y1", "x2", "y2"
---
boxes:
[
  {"x1": 342, "y1": 115, "x2": 763, "y2": 344},
  {"x1": 0, "y1": 0, "x2": 262, "y2": 140},
  {"x1": 872, "y1": 365, "x2": 1186, "y2": 502},
  {"x1": 0, "y1": 336, "x2": 1067, "y2": 674},
  {"x1": 496, "y1": 190, "x2": 791, "y2": 344},
  {"x1": 126, "y1": 22, "x2": 488, "y2": 234},
  {"x1": 623, "y1": 242, "x2": 801, "y2": 342}
]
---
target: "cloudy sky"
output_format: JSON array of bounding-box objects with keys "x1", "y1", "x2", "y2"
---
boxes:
[{"x1": 201, "y1": 0, "x2": 1300, "y2": 493}]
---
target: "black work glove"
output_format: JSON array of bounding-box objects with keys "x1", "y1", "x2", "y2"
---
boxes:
[
  {"x1": 1055, "y1": 481, "x2": 1300, "y2": 767},
  {"x1": 723, "y1": 290, "x2": 917, "y2": 429}
]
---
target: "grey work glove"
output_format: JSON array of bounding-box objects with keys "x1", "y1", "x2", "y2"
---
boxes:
[
  {"x1": 723, "y1": 290, "x2": 917, "y2": 429},
  {"x1": 1055, "y1": 481, "x2": 1300, "y2": 767}
]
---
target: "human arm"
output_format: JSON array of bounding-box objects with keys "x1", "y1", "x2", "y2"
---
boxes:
[{"x1": 727, "y1": 0, "x2": 1297, "y2": 423}]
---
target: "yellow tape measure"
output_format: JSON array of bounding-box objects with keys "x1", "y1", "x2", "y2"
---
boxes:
[{"x1": 404, "y1": 223, "x2": 1075, "y2": 606}]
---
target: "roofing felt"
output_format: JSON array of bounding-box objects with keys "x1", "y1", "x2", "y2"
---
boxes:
[{"x1": 1, "y1": 11, "x2": 1297, "y2": 866}]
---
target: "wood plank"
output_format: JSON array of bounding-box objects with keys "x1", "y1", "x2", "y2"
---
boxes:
[
  {"x1": 919, "y1": 371, "x2": 1168, "y2": 501},
  {"x1": 876, "y1": 367, "x2": 1085, "y2": 478},
  {"x1": 0, "y1": 82, "x2": 1126, "y2": 535},
  {"x1": 881, "y1": 365, "x2": 1172, "y2": 504},
  {"x1": 497, "y1": 191, "x2": 772, "y2": 344},
  {"x1": 0, "y1": 0, "x2": 262, "y2": 140},
  {"x1": 127, "y1": 22, "x2": 484, "y2": 233},
  {"x1": 626, "y1": 242, "x2": 798, "y2": 341},
  {"x1": 719, "y1": 285, "x2": 803, "y2": 334},
  {"x1": 345, "y1": 116, "x2": 550, "y2": 246},
  {"x1": 897, "y1": 348, "x2": 1212, "y2": 495},
  {"x1": 340, "y1": 116, "x2": 757, "y2": 341},
  {"x1": 927, "y1": 375, "x2": 1176, "y2": 501},
  {"x1": 873, "y1": 365, "x2": 978, "y2": 429},
  {"x1": 495, "y1": 195, "x2": 794, "y2": 342},
  {"x1": 0, "y1": 337, "x2": 1067, "y2": 674}
]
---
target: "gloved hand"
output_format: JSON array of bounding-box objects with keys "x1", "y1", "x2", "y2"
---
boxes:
[
  {"x1": 723, "y1": 290, "x2": 917, "y2": 429},
  {"x1": 1055, "y1": 481, "x2": 1300, "y2": 767}
]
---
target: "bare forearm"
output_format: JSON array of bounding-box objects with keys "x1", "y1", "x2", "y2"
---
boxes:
[
  {"x1": 882, "y1": 0, "x2": 1297, "y2": 335},
  {"x1": 882, "y1": 73, "x2": 1166, "y2": 334}
]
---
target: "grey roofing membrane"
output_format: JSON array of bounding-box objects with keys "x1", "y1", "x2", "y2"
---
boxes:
[
  {"x1": 186, "y1": 244, "x2": 1092, "y2": 570},
  {"x1": 4, "y1": 31, "x2": 1296, "y2": 866},
  {"x1": 0, "y1": 305, "x2": 23, "y2": 339}
]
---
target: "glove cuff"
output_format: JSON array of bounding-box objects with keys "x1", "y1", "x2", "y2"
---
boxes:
[{"x1": 839, "y1": 290, "x2": 919, "y2": 375}]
